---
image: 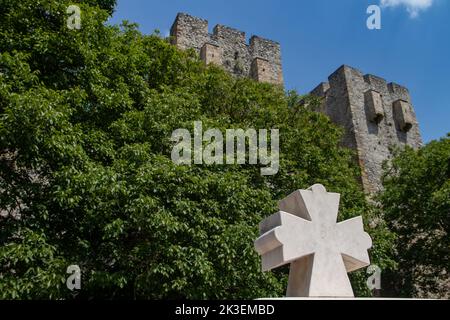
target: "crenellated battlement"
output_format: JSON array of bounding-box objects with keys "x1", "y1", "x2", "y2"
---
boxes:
[
  {"x1": 213, "y1": 24, "x2": 246, "y2": 44},
  {"x1": 170, "y1": 13, "x2": 283, "y2": 85},
  {"x1": 311, "y1": 65, "x2": 422, "y2": 193}
]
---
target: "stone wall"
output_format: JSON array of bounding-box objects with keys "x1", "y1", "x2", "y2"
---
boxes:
[
  {"x1": 311, "y1": 65, "x2": 423, "y2": 194},
  {"x1": 170, "y1": 13, "x2": 283, "y2": 85}
]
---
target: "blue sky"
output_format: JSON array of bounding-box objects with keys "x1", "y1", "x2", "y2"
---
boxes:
[{"x1": 109, "y1": 0, "x2": 450, "y2": 143}]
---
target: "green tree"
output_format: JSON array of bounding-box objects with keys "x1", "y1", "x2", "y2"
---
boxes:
[
  {"x1": 0, "y1": 0, "x2": 394, "y2": 298},
  {"x1": 379, "y1": 135, "x2": 450, "y2": 298}
]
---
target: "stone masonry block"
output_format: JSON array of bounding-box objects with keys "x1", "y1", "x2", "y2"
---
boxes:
[
  {"x1": 393, "y1": 99, "x2": 414, "y2": 132},
  {"x1": 200, "y1": 43, "x2": 222, "y2": 66},
  {"x1": 364, "y1": 90, "x2": 384, "y2": 123}
]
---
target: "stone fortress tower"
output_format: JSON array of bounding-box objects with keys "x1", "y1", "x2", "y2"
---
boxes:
[
  {"x1": 169, "y1": 13, "x2": 422, "y2": 194},
  {"x1": 170, "y1": 13, "x2": 284, "y2": 85},
  {"x1": 311, "y1": 66, "x2": 422, "y2": 193}
]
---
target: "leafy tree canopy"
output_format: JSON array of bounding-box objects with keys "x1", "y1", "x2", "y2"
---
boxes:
[{"x1": 379, "y1": 135, "x2": 450, "y2": 298}]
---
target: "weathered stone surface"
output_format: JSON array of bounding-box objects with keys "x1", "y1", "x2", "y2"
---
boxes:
[
  {"x1": 393, "y1": 99, "x2": 414, "y2": 132},
  {"x1": 200, "y1": 43, "x2": 222, "y2": 66},
  {"x1": 170, "y1": 13, "x2": 209, "y2": 51},
  {"x1": 250, "y1": 58, "x2": 280, "y2": 84},
  {"x1": 255, "y1": 184, "x2": 372, "y2": 297},
  {"x1": 170, "y1": 13, "x2": 283, "y2": 85},
  {"x1": 364, "y1": 90, "x2": 384, "y2": 123},
  {"x1": 311, "y1": 65, "x2": 423, "y2": 194}
]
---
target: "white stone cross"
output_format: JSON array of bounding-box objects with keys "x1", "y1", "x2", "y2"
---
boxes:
[{"x1": 254, "y1": 184, "x2": 372, "y2": 297}]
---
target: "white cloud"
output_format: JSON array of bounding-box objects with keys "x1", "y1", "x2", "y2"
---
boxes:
[{"x1": 380, "y1": 0, "x2": 434, "y2": 18}]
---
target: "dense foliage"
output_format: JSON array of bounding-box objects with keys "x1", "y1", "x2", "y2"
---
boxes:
[
  {"x1": 0, "y1": 0, "x2": 394, "y2": 298},
  {"x1": 379, "y1": 135, "x2": 450, "y2": 298}
]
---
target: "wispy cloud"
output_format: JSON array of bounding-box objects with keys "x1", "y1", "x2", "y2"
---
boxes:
[{"x1": 380, "y1": 0, "x2": 434, "y2": 18}]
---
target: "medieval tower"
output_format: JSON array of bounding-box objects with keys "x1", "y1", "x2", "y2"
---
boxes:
[
  {"x1": 311, "y1": 66, "x2": 422, "y2": 193},
  {"x1": 169, "y1": 13, "x2": 423, "y2": 194},
  {"x1": 170, "y1": 13, "x2": 284, "y2": 85}
]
